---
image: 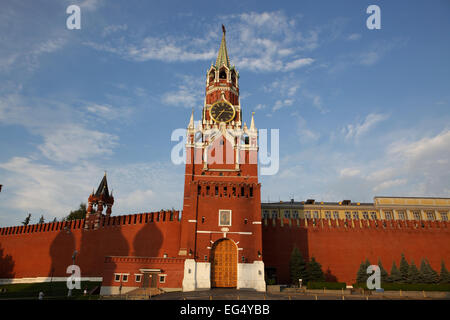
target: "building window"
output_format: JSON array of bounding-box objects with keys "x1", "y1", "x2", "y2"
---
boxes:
[
  {"x1": 398, "y1": 211, "x2": 406, "y2": 220},
  {"x1": 305, "y1": 211, "x2": 311, "y2": 219},
  {"x1": 440, "y1": 212, "x2": 448, "y2": 221},
  {"x1": 333, "y1": 211, "x2": 339, "y2": 220},
  {"x1": 313, "y1": 211, "x2": 319, "y2": 219},
  {"x1": 271, "y1": 210, "x2": 277, "y2": 219},
  {"x1": 363, "y1": 212, "x2": 369, "y2": 220},
  {"x1": 135, "y1": 274, "x2": 142, "y2": 283},
  {"x1": 284, "y1": 210, "x2": 290, "y2": 218},
  {"x1": 426, "y1": 211, "x2": 435, "y2": 221},
  {"x1": 413, "y1": 211, "x2": 421, "y2": 220},
  {"x1": 219, "y1": 210, "x2": 232, "y2": 226},
  {"x1": 345, "y1": 212, "x2": 351, "y2": 220},
  {"x1": 352, "y1": 212, "x2": 359, "y2": 220},
  {"x1": 159, "y1": 275, "x2": 166, "y2": 283},
  {"x1": 263, "y1": 210, "x2": 269, "y2": 219},
  {"x1": 385, "y1": 212, "x2": 392, "y2": 220},
  {"x1": 370, "y1": 212, "x2": 377, "y2": 220},
  {"x1": 114, "y1": 274, "x2": 121, "y2": 282},
  {"x1": 293, "y1": 210, "x2": 299, "y2": 218},
  {"x1": 204, "y1": 255, "x2": 208, "y2": 261},
  {"x1": 122, "y1": 274, "x2": 129, "y2": 282},
  {"x1": 325, "y1": 211, "x2": 331, "y2": 219}
]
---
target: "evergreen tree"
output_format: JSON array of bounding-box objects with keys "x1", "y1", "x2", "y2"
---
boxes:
[
  {"x1": 22, "y1": 213, "x2": 31, "y2": 226},
  {"x1": 38, "y1": 215, "x2": 45, "y2": 224},
  {"x1": 356, "y1": 259, "x2": 371, "y2": 284},
  {"x1": 421, "y1": 259, "x2": 439, "y2": 284},
  {"x1": 52, "y1": 217, "x2": 57, "y2": 223},
  {"x1": 407, "y1": 260, "x2": 421, "y2": 284},
  {"x1": 289, "y1": 246, "x2": 307, "y2": 286},
  {"x1": 307, "y1": 257, "x2": 324, "y2": 283},
  {"x1": 377, "y1": 258, "x2": 389, "y2": 283},
  {"x1": 65, "y1": 203, "x2": 87, "y2": 221},
  {"x1": 439, "y1": 261, "x2": 450, "y2": 284},
  {"x1": 399, "y1": 253, "x2": 409, "y2": 283},
  {"x1": 389, "y1": 261, "x2": 402, "y2": 283}
]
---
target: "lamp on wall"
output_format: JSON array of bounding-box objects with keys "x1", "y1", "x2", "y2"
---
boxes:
[
  {"x1": 189, "y1": 249, "x2": 193, "y2": 256},
  {"x1": 257, "y1": 251, "x2": 261, "y2": 258}
]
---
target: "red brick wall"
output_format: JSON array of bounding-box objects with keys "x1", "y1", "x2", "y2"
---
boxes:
[
  {"x1": 0, "y1": 212, "x2": 181, "y2": 279},
  {"x1": 262, "y1": 218, "x2": 450, "y2": 285},
  {"x1": 102, "y1": 257, "x2": 185, "y2": 289}
]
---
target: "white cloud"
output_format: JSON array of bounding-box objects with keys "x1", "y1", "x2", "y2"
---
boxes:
[
  {"x1": 37, "y1": 124, "x2": 118, "y2": 163},
  {"x1": 283, "y1": 58, "x2": 314, "y2": 71},
  {"x1": 347, "y1": 33, "x2": 361, "y2": 41},
  {"x1": 85, "y1": 11, "x2": 316, "y2": 73},
  {"x1": 297, "y1": 116, "x2": 320, "y2": 143},
  {"x1": 373, "y1": 179, "x2": 407, "y2": 193},
  {"x1": 343, "y1": 113, "x2": 389, "y2": 141},
  {"x1": 339, "y1": 168, "x2": 361, "y2": 178},
  {"x1": 161, "y1": 75, "x2": 203, "y2": 108}
]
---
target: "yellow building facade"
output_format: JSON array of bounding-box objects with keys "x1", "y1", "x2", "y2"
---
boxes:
[{"x1": 261, "y1": 197, "x2": 450, "y2": 224}]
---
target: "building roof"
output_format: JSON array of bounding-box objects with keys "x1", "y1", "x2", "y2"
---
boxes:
[
  {"x1": 215, "y1": 25, "x2": 230, "y2": 68},
  {"x1": 95, "y1": 173, "x2": 110, "y2": 198}
]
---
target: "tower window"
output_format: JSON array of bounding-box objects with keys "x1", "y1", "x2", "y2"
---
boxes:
[
  {"x1": 249, "y1": 187, "x2": 253, "y2": 197},
  {"x1": 219, "y1": 69, "x2": 227, "y2": 79},
  {"x1": 215, "y1": 186, "x2": 219, "y2": 196},
  {"x1": 241, "y1": 187, "x2": 245, "y2": 196}
]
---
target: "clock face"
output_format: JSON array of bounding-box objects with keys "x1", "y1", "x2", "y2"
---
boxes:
[{"x1": 210, "y1": 102, "x2": 235, "y2": 123}]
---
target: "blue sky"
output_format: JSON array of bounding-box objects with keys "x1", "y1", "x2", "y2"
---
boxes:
[{"x1": 0, "y1": 0, "x2": 449, "y2": 226}]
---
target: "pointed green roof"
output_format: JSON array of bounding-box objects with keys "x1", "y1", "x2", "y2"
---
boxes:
[
  {"x1": 95, "y1": 173, "x2": 110, "y2": 197},
  {"x1": 215, "y1": 24, "x2": 230, "y2": 68}
]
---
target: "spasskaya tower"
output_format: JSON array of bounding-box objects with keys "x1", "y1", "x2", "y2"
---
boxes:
[{"x1": 180, "y1": 25, "x2": 265, "y2": 292}]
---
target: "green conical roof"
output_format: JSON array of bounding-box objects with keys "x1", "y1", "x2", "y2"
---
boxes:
[{"x1": 215, "y1": 25, "x2": 230, "y2": 68}]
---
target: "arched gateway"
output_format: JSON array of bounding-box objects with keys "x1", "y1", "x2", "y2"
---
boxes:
[{"x1": 211, "y1": 239, "x2": 237, "y2": 288}]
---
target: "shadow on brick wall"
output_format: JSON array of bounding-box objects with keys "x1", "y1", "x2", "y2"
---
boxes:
[{"x1": 0, "y1": 245, "x2": 15, "y2": 279}]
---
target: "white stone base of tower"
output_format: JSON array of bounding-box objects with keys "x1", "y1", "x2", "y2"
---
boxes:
[
  {"x1": 182, "y1": 259, "x2": 211, "y2": 292},
  {"x1": 237, "y1": 261, "x2": 266, "y2": 292},
  {"x1": 182, "y1": 259, "x2": 266, "y2": 292}
]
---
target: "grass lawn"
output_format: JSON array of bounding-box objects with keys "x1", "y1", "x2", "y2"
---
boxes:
[{"x1": 0, "y1": 281, "x2": 102, "y2": 300}]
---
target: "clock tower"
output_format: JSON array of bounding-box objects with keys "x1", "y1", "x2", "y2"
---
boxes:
[{"x1": 180, "y1": 25, "x2": 265, "y2": 292}]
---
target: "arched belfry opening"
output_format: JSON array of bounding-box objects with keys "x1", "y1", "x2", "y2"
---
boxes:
[
  {"x1": 209, "y1": 70, "x2": 215, "y2": 84},
  {"x1": 219, "y1": 67, "x2": 227, "y2": 80},
  {"x1": 210, "y1": 238, "x2": 237, "y2": 288}
]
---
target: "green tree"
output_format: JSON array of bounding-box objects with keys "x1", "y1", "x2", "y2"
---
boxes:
[
  {"x1": 407, "y1": 260, "x2": 421, "y2": 284},
  {"x1": 419, "y1": 259, "x2": 439, "y2": 284},
  {"x1": 389, "y1": 261, "x2": 402, "y2": 283},
  {"x1": 22, "y1": 213, "x2": 31, "y2": 226},
  {"x1": 38, "y1": 215, "x2": 45, "y2": 224},
  {"x1": 439, "y1": 261, "x2": 450, "y2": 284},
  {"x1": 377, "y1": 258, "x2": 389, "y2": 283},
  {"x1": 65, "y1": 203, "x2": 88, "y2": 221},
  {"x1": 289, "y1": 246, "x2": 307, "y2": 286},
  {"x1": 399, "y1": 253, "x2": 409, "y2": 283},
  {"x1": 307, "y1": 257, "x2": 324, "y2": 283},
  {"x1": 356, "y1": 258, "x2": 371, "y2": 284}
]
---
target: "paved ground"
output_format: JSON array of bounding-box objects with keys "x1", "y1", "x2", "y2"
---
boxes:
[{"x1": 151, "y1": 288, "x2": 407, "y2": 300}]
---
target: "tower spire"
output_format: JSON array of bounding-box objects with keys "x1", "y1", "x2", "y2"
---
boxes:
[{"x1": 215, "y1": 25, "x2": 230, "y2": 68}]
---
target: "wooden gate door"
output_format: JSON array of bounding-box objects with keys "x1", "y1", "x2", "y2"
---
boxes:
[{"x1": 211, "y1": 239, "x2": 237, "y2": 287}]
